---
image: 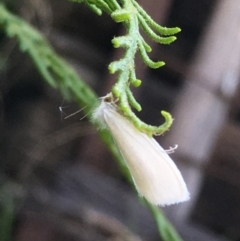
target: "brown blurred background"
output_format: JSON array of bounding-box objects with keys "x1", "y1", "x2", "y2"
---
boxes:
[{"x1": 0, "y1": 0, "x2": 240, "y2": 240}]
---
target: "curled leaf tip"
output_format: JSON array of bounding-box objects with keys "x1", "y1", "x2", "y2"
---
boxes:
[
  {"x1": 160, "y1": 110, "x2": 173, "y2": 128},
  {"x1": 132, "y1": 79, "x2": 142, "y2": 87},
  {"x1": 148, "y1": 61, "x2": 165, "y2": 69},
  {"x1": 164, "y1": 27, "x2": 181, "y2": 35},
  {"x1": 108, "y1": 64, "x2": 116, "y2": 74},
  {"x1": 108, "y1": 60, "x2": 124, "y2": 73},
  {"x1": 156, "y1": 61, "x2": 165, "y2": 68},
  {"x1": 174, "y1": 27, "x2": 181, "y2": 33},
  {"x1": 160, "y1": 36, "x2": 177, "y2": 44},
  {"x1": 145, "y1": 45, "x2": 152, "y2": 52},
  {"x1": 111, "y1": 9, "x2": 131, "y2": 22},
  {"x1": 112, "y1": 36, "x2": 132, "y2": 48}
]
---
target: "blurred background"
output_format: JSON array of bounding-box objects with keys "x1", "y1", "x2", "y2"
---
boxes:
[{"x1": 0, "y1": 0, "x2": 240, "y2": 240}]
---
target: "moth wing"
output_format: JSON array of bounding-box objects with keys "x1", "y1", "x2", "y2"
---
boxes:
[{"x1": 104, "y1": 108, "x2": 190, "y2": 206}]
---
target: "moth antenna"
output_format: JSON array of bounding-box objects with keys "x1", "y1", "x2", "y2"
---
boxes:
[
  {"x1": 59, "y1": 105, "x2": 70, "y2": 114},
  {"x1": 79, "y1": 112, "x2": 89, "y2": 121},
  {"x1": 59, "y1": 99, "x2": 70, "y2": 121},
  {"x1": 80, "y1": 103, "x2": 100, "y2": 121},
  {"x1": 64, "y1": 106, "x2": 87, "y2": 119}
]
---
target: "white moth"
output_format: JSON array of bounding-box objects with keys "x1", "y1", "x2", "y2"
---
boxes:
[{"x1": 92, "y1": 93, "x2": 190, "y2": 206}]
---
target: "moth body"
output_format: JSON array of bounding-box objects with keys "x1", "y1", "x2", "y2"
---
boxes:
[{"x1": 92, "y1": 94, "x2": 190, "y2": 206}]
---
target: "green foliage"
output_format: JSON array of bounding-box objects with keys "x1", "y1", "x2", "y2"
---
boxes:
[
  {"x1": 0, "y1": 2, "x2": 184, "y2": 241},
  {"x1": 0, "y1": 3, "x2": 97, "y2": 108},
  {"x1": 76, "y1": 0, "x2": 180, "y2": 136}
]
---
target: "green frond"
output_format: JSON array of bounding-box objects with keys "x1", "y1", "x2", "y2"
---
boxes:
[
  {"x1": 131, "y1": 79, "x2": 141, "y2": 87},
  {"x1": 98, "y1": 0, "x2": 177, "y2": 136},
  {"x1": 0, "y1": 3, "x2": 97, "y2": 104},
  {"x1": 105, "y1": 0, "x2": 121, "y2": 10},
  {"x1": 85, "y1": 2, "x2": 103, "y2": 15},
  {"x1": 137, "y1": 13, "x2": 177, "y2": 44},
  {"x1": 108, "y1": 59, "x2": 126, "y2": 73},
  {"x1": 94, "y1": 0, "x2": 113, "y2": 14},
  {"x1": 129, "y1": 70, "x2": 142, "y2": 87},
  {"x1": 132, "y1": 0, "x2": 181, "y2": 36},
  {"x1": 126, "y1": 88, "x2": 142, "y2": 111},
  {"x1": 112, "y1": 36, "x2": 133, "y2": 48},
  {"x1": 140, "y1": 36, "x2": 152, "y2": 52},
  {"x1": 128, "y1": 109, "x2": 173, "y2": 137},
  {"x1": 111, "y1": 9, "x2": 131, "y2": 22},
  {"x1": 138, "y1": 41, "x2": 165, "y2": 68}
]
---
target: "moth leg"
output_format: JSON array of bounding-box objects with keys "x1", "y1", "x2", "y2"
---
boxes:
[{"x1": 165, "y1": 144, "x2": 178, "y2": 154}]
